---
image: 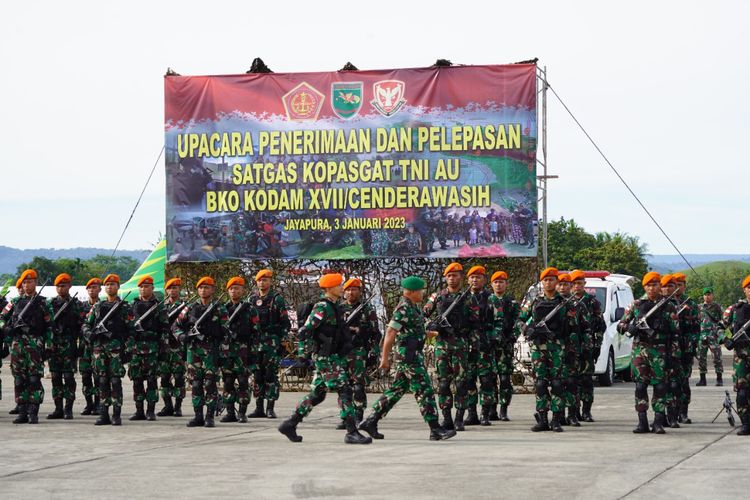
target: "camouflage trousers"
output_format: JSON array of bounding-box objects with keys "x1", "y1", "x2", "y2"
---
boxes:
[
  {"x1": 434, "y1": 337, "x2": 469, "y2": 410},
  {"x1": 733, "y1": 348, "x2": 750, "y2": 417},
  {"x1": 665, "y1": 340, "x2": 684, "y2": 411},
  {"x1": 493, "y1": 343, "x2": 515, "y2": 406},
  {"x1": 563, "y1": 339, "x2": 580, "y2": 410},
  {"x1": 340, "y1": 346, "x2": 368, "y2": 411},
  {"x1": 221, "y1": 340, "x2": 252, "y2": 406},
  {"x1": 631, "y1": 341, "x2": 668, "y2": 413},
  {"x1": 465, "y1": 334, "x2": 480, "y2": 406},
  {"x1": 698, "y1": 334, "x2": 723, "y2": 374},
  {"x1": 11, "y1": 335, "x2": 45, "y2": 405},
  {"x1": 372, "y1": 353, "x2": 438, "y2": 423},
  {"x1": 294, "y1": 354, "x2": 354, "y2": 419},
  {"x1": 79, "y1": 343, "x2": 96, "y2": 398},
  {"x1": 187, "y1": 340, "x2": 219, "y2": 409},
  {"x1": 530, "y1": 341, "x2": 564, "y2": 412},
  {"x1": 48, "y1": 335, "x2": 78, "y2": 402},
  {"x1": 578, "y1": 349, "x2": 596, "y2": 404},
  {"x1": 128, "y1": 340, "x2": 159, "y2": 403},
  {"x1": 476, "y1": 342, "x2": 497, "y2": 407},
  {"x1": 253, "y1": 337, "x2": 282, "y2": 401},
  {"x1": 93, "y1": 340, "x2": 126, "y2": 408},
  {"x1": 158, "y1": 345, "x2": 186, "y2": 399}
]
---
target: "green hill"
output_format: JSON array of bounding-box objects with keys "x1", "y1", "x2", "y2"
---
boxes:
[{"x1": 676, "y1": 260, "x2": 750, "y2": 308}]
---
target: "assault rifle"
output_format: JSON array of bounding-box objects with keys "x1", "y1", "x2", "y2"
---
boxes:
[
  {"x1": 53, "y1": 292, "x2": 79, "y2": 322},
  {"x1": 629, "y1": 289, "x2": 680, "y2": 337},
  {"x1": 226, "y1": 298, "x2": 249, "y2": 338},
  {"x1": 425, "y1": 288, "x2": 471, "y2": 334},
  {"x1": 91, "y1": 292, "x2": 133, "y2": 338},
  {"x1": 12, "y1": 281, "x2": 49, "y2": 334},
  {"x1": 344, "y1": 294, "x2": 374, "y2": 327},
  {"x1": 186, "y1": 293, "x2": 227, "y2": 341},
  {"x1": 134, "y1": 298, "x2": 168, "y2": 332},
  {"x1": 725, "y1": 316, "x2": 750, "y2": 349},
  {"x1": 675, "y1": 297, "x2": 692, "y2": 317},
  {"x1": 167, "y1": 297, "x2": 195, "y2": 323},
  {"x1": 711, "y1": 390, "x2": 738, "y2": 427},
  {"x1": 525, "y1": 294, "x2": 576, "y2": 340}
]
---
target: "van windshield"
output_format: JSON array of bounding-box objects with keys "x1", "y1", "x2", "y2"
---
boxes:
[{"x1": 584, "y1": 286, "x2": 608, "y2": 308}]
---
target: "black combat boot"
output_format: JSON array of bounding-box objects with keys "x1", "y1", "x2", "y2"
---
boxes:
[
  {"x1": 556, "y1": 411, "x2": 569, "y2": 426},
  {"x1": 696, "y1": 373, "x2": 707, "y2": 386},
  {"x1": 81, "y1": 395, "x2": 95, "y2": 415},
  {"x1": 531, "y1": 411, "x2": 550, "y2": 432},
  {"x1": 550, "y1": 412, "x2": 564, "y2": 432},
  {"x1": 582, "y1": 401, "x2": 595, "y2": 422},
  {"x1": 667, "y1": 406, "x2": 680, "y2": 428},
  {"x1": 63, "y1": 399, "x2": 74, "y2": 420},
  {"x1": 129, "y1": 401, "x2": 146, "y2": 421},
  {"x1": 489, "y1": 405, "x2": 500, "y2": 421},
  {"x1": 355, "y1": 408, "x2": 364, "y2": 424},
  {"x1": 112, "y1": 405, "x2": 122, "y2": 426},
  {"x1": 157, "y1": 396, "x2": 174, "y2": 417},
  {"x1": 428, "y1": 420, "x2": 457, "y2": 441},
  {"x1": 94, "y1": 395, "x2": 101, "y2": 413},
  {"x1": 499, "y1": 404, "x2": 510, "y2": 421},
  {"x1": 344, "y1": 416, "x2": 372, "y2": 444},
  {"x1": 633, "y1": 411, "x2": 650, "y2": 434},
  {"x1": 737, "y1": 414, "x2": 750, "y2": 436},
  {"x1": 186, "y1": 406, "x2": 205, "y2": 427},
  {"x1": 335, "y1": 418, "x2": 347, "y2": 430},
  {"x1": 204, "y1": 405, "x2": 215, "y2": 427},
  {"x1": 28, "y1": 404, "x2": 40, "y2": 424},
  {"x1": 568, "y1": 407, "x2": 581, "y2": 427},
  {"x1": 47, "y1": 400, "x2": 64, "y2": 419},
  {"x1": 454, "y1": 409, "x2": 466, "y2": 431},
  {"x1": 278, "y1": 412, "x2": 303, "y2": 442},
  {"x1": 94, "y1": 406, "x2": 111, "y2": 426},
  {"x1": 146, "y1": 401, "x2": 157, "y2": 421},
  {"x1": 265, "y1": 400, "x2": 277, "y2": 418},
  {"x1": 174, "y1": 397, "x2": 183, "y2": 417},
  {"x1": 716, "y1": 373, "x2": 723, "y2": 387},
  {"x1": 679, "y1": 403, "x2": 692, "y2": 424},
  {"x1": 652, "y1": 412, "x2": 666, "y2": 434},
  {"x1": 248, "y1": 399, "x2": 265, "y2": 418},
  {"x1": 480, "y1": 405, "x2": 492, "y2": 426},
  {"x1": 12, "y1": 404, "x2": 28, "y2": 424},
  {"x1": 238, "y1": 404, "x2": 248, "y2": 423},
  {"x1": 358, "y1": 412, "x2": 385, "y2": 439},
  {"x1": 441, "y1": 408, "x2": 455, "y2": 431},
  {"x1": 220, "y1": 404, "x2": 238, "y2": 423},
  {"x1": 464, "y1": 405, "x2": 480, "y2": 426},
  {"x1": 9, "y1": 404, "x2": 20, "y2": 415}
]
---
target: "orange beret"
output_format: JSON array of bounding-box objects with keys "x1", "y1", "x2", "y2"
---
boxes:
[
  {"x1": 558, "y1": 273, "x2": 572, "y2": 283},
  {"x1": 660, "y1": 274, "x2": 675, "y2": 287},
  {"x1": 491, "y1": 271, "x2": 508, "y2": 282},
  {"x1": 226, "y1": 276, "x2": 246, "y2": 289},
  {"x1": 443, "y1": 262, "x2": 463, "y2": 276},
  {"x1": 539, "y1": 267, "x2": 558, "y2": 280},
  {"x1": 467, "y1": 265, "x2": 486, "y2": 277},
  {"x1": 54, "y1": 273, "x2": 72, "y2": 286},
  {"x1": 86, "y1": 277, "x2": 102, "y2": 288},
  {"x1": 255, "y1": 269, "x2": 273, "y2": 281},
  {"x1": 103, "y1": 274, "x2": 120, "y2": 284},
  {"x1": 19, "y1": 269, "x2": 37, "y2": 283},
  {"x1": 137, "y1": 275, "x2": 154, "y2": 287},
  {"x1": 569, "y1": 270, "x2": 586, "y2": 282},
  {"x1": 196, "y1": 276, "x2": 216, "y2": 288},
  {"x1": 672, "y1": 272, "x2": 687, "y2": 283},
  {"x1": 343, "y1": 278, "x2": 362, "y2": 290},
  {"x1": 642, "y1": 272, "x2": 661, "y2": 286},
  {"x1": 319, "y1": 273, "x2": 344, "y2": 288},
  {"x1": 742, "y1": 275, "x2": 750, "y2": 289},
  {"x1": 164, "y1": 278, "x2": 181, "y2": 289},
  {"x1": 15, "y1": 277, "x2": 22, "y2": 289}
]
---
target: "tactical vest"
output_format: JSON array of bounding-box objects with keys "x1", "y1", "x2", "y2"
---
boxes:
[
  {"x1": 133, "y1": 297, "x2": 160, "y2": 339},
  {"x1": 312, "y1": 300, "x2": 350, "y2": 357},
  {"x1": 733, "y1": 302, "x2": 750, "y2": 337},
  {"x1": 12, "y1": 295, "x2": 47, "y2": 336},
  {"x1": 532, "y1": 296, "x2": 563, "y2": 337},
  {"x1": 98, "y1": 300, "x2": 128, "y2": 339},
  {"x1": 188, "y1": 303, "x2": 222, "y2": 341},
  {"x1": 51, "y1": 296, "x2": 80, "y2": 337},
  {"x1": 226, "y1": 301, "x2": 252, "y2": 341},
  {"x1": 635, "y1": 299, "x2": 668, "y2": 341},
  {"x1": 252, "y1": 292, "x2": 280, "y2": 329},
  {"x1": 436, "y1": 290, "x2": 465, "y2": 335}
]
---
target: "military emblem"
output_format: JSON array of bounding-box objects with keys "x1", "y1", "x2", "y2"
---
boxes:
[
  {"x1": 331, "y1": 82, "x2": 363, "y2": 120},
  {"x1": 371, "y1": 80, "x2": 406, "y2": 117},
  {"x1": 256, "y1": 299, "x2": 263, "y2": 307},
  {"x1": 282, "y1": 82, "x2": 325, "y2": 121}
]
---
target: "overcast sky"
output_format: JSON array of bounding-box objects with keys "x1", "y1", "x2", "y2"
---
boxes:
[{"x1": 1, "y1": 1, "x2": 746, "y2": 255}]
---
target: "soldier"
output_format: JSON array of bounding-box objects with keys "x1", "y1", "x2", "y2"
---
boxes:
[
  {"x1": 47, "y1": 273, "x2": 84, "y2": 420},
  {"x1": 555, "y1": 273, "x2": 581, "y2": 427},
  {"x1": 697, "y1": 287, "x2": 724, "y2": 386},
  {"x1": 83, "y1": 274, "x2": 134, "y2": 426},
  {"x1": 436, "y1": 208, "x2": 450, "y2": 250},
  {"x1": 128, "y1": 276, "x2": 168, "y2": 421},
  {"x1": 465, "y1": 266, "x2": 489, "y2": 426},
  {"x1": 0, "y1": 269, "x2": 53, "y2": 424},
  {"x1": 221, "y1": 276, "x2": 259, "y2": 423},
  {"x1": 278, "y1": 272, "x2": 371, "y2": 444},
  {"x1": 488, "y1": 271, "x2": 520, "y2": 421},
  {"x1": 423, "y1": 262, "x2": 471, "y2": 431},
  {"x1": 158, "y1": 278, "x2": 187, "y2": 416},
  {"x1": 417, "y1": 208, "x2": 436, "y2": 253},
  {"x1": 248, "y1": 269, "x2": 290, "y2": 419},
  {"x1": 570, "y1": 269, "x2": 606, "y2": 423},
  {"x1": 79, "y1": 277, "x2": 102, "y2": 415},
  {"x1": 672, "y1": 272, "x2": 700, "y2": 424},
  {"x1": 618, "y1": 272, "x2": 679, "y2": 434},
  {"x1": 659, "y1": 274, "x2": 684, "y2": 428},
  {"x1": 336, "y1": 277, "x2": 379, "y2": 428},
  {"x1": 520, "y1": 267, "x2": 578, "y2": 432},
  {"x1": 359, "y1": 276, "x2": 456, "y2": 441},
  {"x1": 173, "y1": 276, "x2": 229, "y2": 428},
  {"x1": 6, "y1": 277, "x2": 25, "y2": 415},
  {"x1": 722, "y1": 274, "x2": 750, "y2": 435}
]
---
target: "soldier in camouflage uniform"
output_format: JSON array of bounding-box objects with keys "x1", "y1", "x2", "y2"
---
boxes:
[
  {"x1": 47, "y1": 273, "x2": 84, "y2": 420},
  {"x1": 520, "y1": 267, "x2": 578, "y2": 432},
  {"x1": 158, "y1": 278, "x2": 187, "y2": 417},
  {"x1": 722, "y1": 274, "x2": 750, "y2": 435},
  {"x1": 697, "y1": 287, "x2": 724, "y2": 386},
  {"x1": 128, "y1": 275, "x2": 169, "y2": 422},
  {"x1": 395, "y1": 224, "x2": 421, "y2": 254},
  {"x1": 672, "y1": 273, "x2": 701, "y2": 424},
  {"x1": 173, "y1": 276, "x2": 229, "y2": 428},
  {"x1": 417, "y1": 208, "x2": 436, "y2": 253},
  {"x1": 0, "y1": 269, "x2": 53, "y2": 424},
  {"x1": 79, "y1": 277, "x2": 102, "y2": 415},
  {"x1": 436, "y1": 208, "x2": 450, "y2": 250},
  {"x1": 570, "y1": 270, "x2": 606, "y2": 423},
  {"x1": 247, "y1": 269, "x2": 290, "y2": 419},
  {"x1": 488, "y1": 271, "x2": 520, "y2": 422},
  {"x1": 0, "y1": 286, "x2": 7, "y2": 402},
  {"x1": 423, "y1": 262, "x2": 472, "y2": 431},
  {"x1": 5, "y1": 277, "x2": 25, "y2": 415},
  {"x1": 359, "y1": 276, "x2": 456, "y2": 441},
  {"x1": 336, "y1": 277, "x2": 379, "y2": 428},
  {"x1": 221, "y1": 276, "x2": 260, "y2": 423},
  {"x1": 618, "y1": 272, "x2": 680, "y2": 434},
  {"x1": 659, "y1": 274, "x2": 684, "y2": 429},
  {"x1": 278, "y1": 272, "x2": 371, "y2": 444},
  {"x1": 555, "y1": 273, "x2": 583, "y2": 427},
  {"x1": 83, "y1": 274, "x2": 134, "y2": 426},
  {"x1": 465, "y1": 266, "x2": 490, "y2": 426}
]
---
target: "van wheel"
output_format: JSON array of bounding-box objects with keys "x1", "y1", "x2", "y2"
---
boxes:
[{"x1": 598, "y1": 349, "x2": 615, "y2": 387}]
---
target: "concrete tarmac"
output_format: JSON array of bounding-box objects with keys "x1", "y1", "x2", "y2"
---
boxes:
[{"x1": 0, "y1": 370, "x2": 748, "y2": 499}]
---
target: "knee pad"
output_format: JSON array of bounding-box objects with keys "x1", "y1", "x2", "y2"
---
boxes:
[
  {"x1": 310, "y1": 385, "x2": 327, "y2": 405},
  {"x1": 567, "y1": 377, "x2": 578, "y2": 389},
  {"x1": 635, "y1": 382, "x2": 648, "y2": 400},
  {"x1": 654, "y1": 382, "x2": 668, "y2": 399},
  {"x1": 223, "y1": 374, "x2": 236, "y2": 388},
  {"x1": 146, "y1": 378, "x2": 158, "y2": 390},
  {"x1": 205, "y1": 376, "x2": 217, "y2": 393},
  {"x1": 551, "y1": 379, "x2": 564, "y2": 396},
  {"x1": 238, "y1": 377, "x2": 249, "y2": 391},
  {"x1": 29, "y1": 375, "x2": 42, "y2": 389},
  {"x1": 191, "y1": 379, "x2": 203, "y2": 393},
  {"x1": 63, "y1": 372, "x2": 76, "y2": 385},
  {"x1": 174, "y1": 374, "x2": 185, "y2": 387},
  {"x1": 51, "y1": 372, "x2": 63, "y2": 385},
  {"x1": 160, "y1": 375, "x2": 172, "y2": 386},
  {"x1": 479, "y1": 375, "x2": 494, "y2": 389},
  {"x1": 265, "y1": 366, "x2": 276, "y2": 383},
  {"x1": 352, "y1": 383, "x2": 366, "y2": 400},
  {"x1": 339, "y1": 384, "x2": 353, "y2": 404},
  {"x1": 111, "y1": 377, "x2": 122, "y2": 392},
  {"x1": 99, "y1": 375, "x2": 109, "y2": 388},
  {"x1": 438, "y1": 379, "x2": 452, "y2": 397},
  {"x1": 670, "y1": 379, "x2": 681, "y2": 393},
  {"x1": 500, "y1": 374, "x2": 512, "y2": 389},
  {"x1": 737, "y1": 388, "x2": 748, "y2": 407},
  {"x1": 535, "y1": 379, "x2": 549, "y2": 397}
]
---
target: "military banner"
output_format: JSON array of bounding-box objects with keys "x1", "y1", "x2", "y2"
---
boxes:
[{"x1": 165, "y1": 64, "x2": 538, "y2": 261}]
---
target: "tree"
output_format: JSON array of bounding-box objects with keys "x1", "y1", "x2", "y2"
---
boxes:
[{"x1": 14, "y1": 254, "x2": 141, "y2": 284}]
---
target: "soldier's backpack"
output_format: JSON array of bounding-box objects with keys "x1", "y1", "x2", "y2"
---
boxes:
[{"x1": 296, "y1": 301, "x2": 316, "y2": 331}]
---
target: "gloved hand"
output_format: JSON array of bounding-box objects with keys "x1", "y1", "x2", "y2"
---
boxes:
[
  {"x1": 627, "y1": 322, "x2": 639, "y2": 337},
  {"x1": 524, "y1": 325, "x2": 535, "y2": 340}
]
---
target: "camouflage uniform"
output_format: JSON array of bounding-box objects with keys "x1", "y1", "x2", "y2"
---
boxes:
[
  {"x1": 370, "y1": 230, "x2": 390, "y2": 255},
  {"x1": 560, "y1": 294, "x2": 586, "y2": 425},
  {"x1": 0, "y1": 294, "x2": 53, "y2": 422},
  {"x1": 158, "y1": 299, "x2": 188, "y2": 414},
  {"x1": 465, "y1": 288, "x2": 490, "y2": 423},
  {"x1": 48, "y1": 294, "x2": 85, "y2": 417},
  {"x1": 698, "y1": 302, "x2": 724, "y2": 376},
  {"x1": 436, "y1": 209, "x2": 450, "y2": 249},
  {"x1": 489, "y1": 293, "x2": 520, "y2": 417},
  {"x1": 674, "y1": 294, "x2": 700, "y2": 421},
  {"x1": 222, "y1": 299, "x2": 260, "y2": 419},
  {"x1": 403, "y1": 232, "x2": 421, "y2": 254},
  {"x1": 79, "y1": 298, "x2": 99, "y2": 413},
  {"x1": 723, "y1": 300, "x2": 750, "y2": 419},
  {"x1": 0, "y1": 294, "x2": 6, "y2": 401},
  {"x1": 574, "y1": 291, "x2": 605, "y2": 420},
  {"x1": 128, "y1": 297, "x2": 169, "y2": 418},
  {"x1": 340, "y1": 299, "x2": 379, "y2": 420}
]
